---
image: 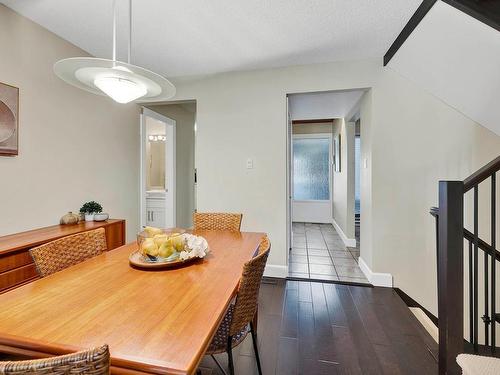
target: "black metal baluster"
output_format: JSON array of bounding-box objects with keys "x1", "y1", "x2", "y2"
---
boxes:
[
  {"x1": 474, "y1": 185, "x2": 479, "y2": 352},
  {"x1": 469, "y1": 240, "x2": 474, "y2": 344},
  {"x1": 484, "y1": 208, "x2": 490, "y2": 347},
  {"x1": 491, "y1": 173, "x2": 496, "y2": 352},
  {"x1": 435, "y1": 208, "x2": 440, "y2": 297}
]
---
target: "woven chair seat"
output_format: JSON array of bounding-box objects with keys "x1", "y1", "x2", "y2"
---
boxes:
[{"x1": 206, "y1": 304, "x2": 250, "y2": 355}]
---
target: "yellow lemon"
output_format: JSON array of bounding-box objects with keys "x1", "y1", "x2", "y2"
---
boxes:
[
  {"x1": 158, "y1": 242, "x2": 175, "y2": 258},
  {"x1": 141, "y1": 238, "x2": 159, "y2": 257},
  {"x1": 144, "y1": 226, "x2": 163, "y2": 237},
  {"x1": 171, "y1": 236, "x2": 185, "y2": 251},
  {"x1": 153, "y1": 234, "x2": 168, "y2": 247}
]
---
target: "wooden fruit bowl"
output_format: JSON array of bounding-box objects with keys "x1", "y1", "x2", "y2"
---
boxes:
[{"x1": 129, "y1": 251, "x2": 199, "y2": 270}]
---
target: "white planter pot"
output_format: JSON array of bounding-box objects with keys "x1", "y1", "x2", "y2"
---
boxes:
[{"x1": 85, "y1": 213, "x2": 95, "y2": 222}]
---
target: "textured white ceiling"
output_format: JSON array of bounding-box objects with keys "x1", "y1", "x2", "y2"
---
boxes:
[
  {"x1": 289, "y1": 90, "x2": 365, "y2": 120},
  {"x1": 2, "y1": 0, "x2": 421, "y2": 77}
]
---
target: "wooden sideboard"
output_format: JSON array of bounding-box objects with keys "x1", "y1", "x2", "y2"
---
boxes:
[{"x1": 0, "y1": 219, "x2": 125, "y2": 293}]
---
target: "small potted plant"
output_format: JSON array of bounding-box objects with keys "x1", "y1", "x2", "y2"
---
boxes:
[{"x1": 79, "y1": 201, "x2": 103, "y2": 222}]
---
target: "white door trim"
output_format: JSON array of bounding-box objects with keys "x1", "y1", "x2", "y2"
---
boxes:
[{"x1": 140, "y1": 107, "x2": 176, "y2": 229}]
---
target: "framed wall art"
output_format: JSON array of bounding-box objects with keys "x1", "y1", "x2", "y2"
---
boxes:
[{"x1": 0, "y1": 82, "x2": 19, "y2": 156}]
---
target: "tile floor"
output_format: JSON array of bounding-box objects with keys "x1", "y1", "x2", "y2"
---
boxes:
[{"x1": 289, "y1": 222, "x2": 370, "y2": 284}]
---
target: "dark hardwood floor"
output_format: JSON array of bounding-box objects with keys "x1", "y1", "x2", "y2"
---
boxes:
[{"x1": 199, "y1": 279, "x2": 438, "y2": 374}]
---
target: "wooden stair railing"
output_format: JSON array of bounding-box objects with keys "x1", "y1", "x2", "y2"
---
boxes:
[{"x1": 431, "y1": 155, "x2": 500, "y2": 375}]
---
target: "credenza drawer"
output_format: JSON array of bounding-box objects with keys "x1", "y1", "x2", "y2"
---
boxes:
[
  {"x1": 0, "y1": 251, "x2": 34, "y2": 273},
  {"x1": 0, "y1": 264, "x2": 39, "y2": 292}
]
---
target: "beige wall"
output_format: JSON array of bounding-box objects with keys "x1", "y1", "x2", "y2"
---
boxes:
[
  {"x1": 171, "y1": 58, "x2": 500, "y2": 313},
  {"x1": 0, "y1": 5, "x2": 140, "y2": 240},
  {"x1": 147, "y1": 104, "x2": 196, "y2": 228},
  {"x1": 292, "y1": 122, "x2": 332, "y2": 134},
  {"x1": 332, "y1": 118, "x2": 355, "y2": 239}
]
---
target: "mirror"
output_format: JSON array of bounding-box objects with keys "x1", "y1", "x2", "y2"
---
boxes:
[{"x1": 147, "y1": 138, "x2": 165, "y2": 190}]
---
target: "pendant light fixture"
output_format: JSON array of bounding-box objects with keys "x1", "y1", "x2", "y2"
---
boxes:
[{"x1": 54, "y1": 0, "x2": 175, "y2": 104}]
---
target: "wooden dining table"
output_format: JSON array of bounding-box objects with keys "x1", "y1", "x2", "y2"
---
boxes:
[{"x1": 0, "y1": 230, "x2": 265, "y2": 375}]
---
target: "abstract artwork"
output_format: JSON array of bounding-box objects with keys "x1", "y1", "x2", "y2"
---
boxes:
[{"x1": 0, "y1": 82, "x2": 19, "y2": 156}]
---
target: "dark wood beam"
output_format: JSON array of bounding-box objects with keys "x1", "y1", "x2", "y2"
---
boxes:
[
  {"x1": 383, "y1": 0, "x2": 438, "y2": 66},
  {"x1": 292, "y1": 118, "x2": 335, "y2": 124},
  {"x1": 384, "y1": 0, "x2": 500, "y2": 66}
]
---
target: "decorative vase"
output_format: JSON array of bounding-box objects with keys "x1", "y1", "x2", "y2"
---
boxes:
[
  {"x1": 60, "y1": 211, "x2": 80, "y2": 225},
  {"x1": 85, "y1": 213, "x2": 95, "y2": 222},
  {"x1": 93, "y1": 213, "x2": 109, "y2": 222}
]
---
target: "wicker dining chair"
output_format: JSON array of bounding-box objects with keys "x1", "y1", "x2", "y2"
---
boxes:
[
  {"x1": 30, "y1": 228, "x2": 107, "y2": 277},
  {"x1": 193, "y1": 212, "x2": 243, "y2": 232},
  {"x1": 204, "y1": 236, "x2": 270, "y2": 375},
  {"x1": 0, "y1": 344, "x2": 110, "y2": 375}
]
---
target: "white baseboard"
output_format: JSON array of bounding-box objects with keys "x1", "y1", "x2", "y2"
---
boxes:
[
  {"x1": 358, "y1": 257, "x2": 393, "y2": 287},
  {"x1": 331, "y1": 219, "x2": 357, "y2": 247},
  {"x1": 409, "y1": 307, "x2": 438, "y2": 343},
  {"x1": 264, "y1": 264, "x2": 288, "y2": 278}
]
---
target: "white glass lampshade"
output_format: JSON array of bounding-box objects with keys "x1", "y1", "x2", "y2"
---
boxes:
[
  {"x1": 53, "y1": 58, "x2": 176, "y2": 103},
  {"x1": 94, "y1": 76, "x2": 147, "y2": 103}
]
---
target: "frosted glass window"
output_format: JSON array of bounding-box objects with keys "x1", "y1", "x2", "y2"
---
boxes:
[{"x1": 293, "y1": 137, "x2": 330, "y2": 200}]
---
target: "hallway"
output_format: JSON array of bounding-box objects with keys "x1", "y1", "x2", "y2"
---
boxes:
[{"x1": 289, "y1": 222, "x2": 369, "y2": 284}]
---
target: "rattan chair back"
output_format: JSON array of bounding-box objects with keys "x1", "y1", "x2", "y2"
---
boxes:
[
  {"x1": 30, "y1": 228, "x2": 107, "y2": 277},
  {"x1": 257, "y1": 235, "x2": 270, "y2": 255},
  {"x1": 229, "y1": 236, "x2": 270, "y2": 336},
  {"x1": 0, "y1": 344, "x2": 110, "y2": 374},
  {"x1": 193, "y1": 212, "x2": 242, "y2": 232}
]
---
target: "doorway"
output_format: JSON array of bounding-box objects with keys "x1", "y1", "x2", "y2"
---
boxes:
[
  {"x1": 286, "y1": 90, "x2": 369, "y2": 284},
  {"x1": 140, "y1": 108, "x2": 176, "y2": 229}
]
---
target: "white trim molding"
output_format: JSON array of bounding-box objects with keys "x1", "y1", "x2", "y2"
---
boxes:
[
  {"x1": 331, "y1": 218, "x2": 356, "y2": 247},
  {"x1": 358, "y1": 257, "x2": 393, "y2": 287},
  {"x1": 264, "y1": 264, "x2": 288, "y2": 278}
]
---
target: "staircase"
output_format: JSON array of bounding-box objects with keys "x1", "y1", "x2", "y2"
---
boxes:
[{"x1": 431, "y1": 155, "x2": 500, "y2": 374}]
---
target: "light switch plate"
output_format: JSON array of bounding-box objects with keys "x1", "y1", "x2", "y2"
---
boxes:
[{"x1": 246, "y1": 158, "x2": 254, "y2": 169}]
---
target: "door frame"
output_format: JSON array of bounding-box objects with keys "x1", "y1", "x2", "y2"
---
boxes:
[
  {"x1": 140, "y1": 107, "x2": 176, "y2": 229},
  {"x1": 291, "y1": 132, "x2": 333, "y2": 223},
  {"x1": 286, "y1": 97, "x2": 292, "y2": 268}
]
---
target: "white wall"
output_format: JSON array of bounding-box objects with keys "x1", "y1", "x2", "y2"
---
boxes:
[
  {"x1": 359, "y1": 91, "x2": 374, "y2": 269},
  {"x1": 289, "y1": 90, "x2": 365, "y2": 121},
  {"x1": 0, "y1": 5, "x2": 140, "y2": 240},
  {"x1": 370, "y1": 69, "x2": 500, "y2": 314},
  {"x1": 332, "y1": 118, "x2": 355, "y2": 241},
  {"x1": 147, "y1": 104, "x2": 196, "y2": 228},
  {"x1": 388, "y1": 0, "x2": 500, "y2": 136},
  {"x1": 171, "y1": 58, "x2": 500, "y2": 313}
]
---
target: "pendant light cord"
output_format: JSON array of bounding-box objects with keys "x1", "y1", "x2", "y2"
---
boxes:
[
  {"x1": 111, "y1": 0, "x2": 132, "y2": 63},
  {"x1": 112, "y1": 0, "x2": 117, "y2": 61},
  {"x1": 128, "y1": 0, "x2": 132, "y2": 64}
]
